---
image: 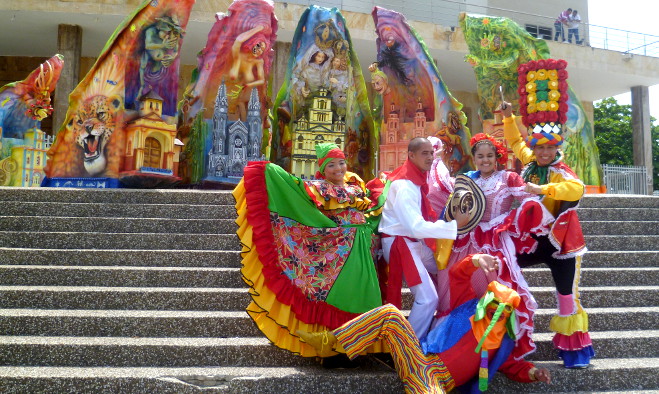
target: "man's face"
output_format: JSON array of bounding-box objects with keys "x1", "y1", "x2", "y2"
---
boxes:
[
  {"x1": 408, "y1": 141, "x2": 434, "y2": 172},
  {"x1": 532, "y1": 144, "x2": 559, "y2": 167}
]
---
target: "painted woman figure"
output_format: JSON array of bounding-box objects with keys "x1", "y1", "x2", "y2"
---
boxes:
[
  {"x1": 291, "y1": 44, "x2": 332, "y2": 116},
  {"x1": 428, "y1": 134, "x2": 554, "y2": 360},
  {"x1": 234, "y1": 142, "x2": 383, "y2": 357}
]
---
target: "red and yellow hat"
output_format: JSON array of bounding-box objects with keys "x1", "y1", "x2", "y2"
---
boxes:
[{"x1": 517, "y1": 59, "x2": 569, "y2": 147}]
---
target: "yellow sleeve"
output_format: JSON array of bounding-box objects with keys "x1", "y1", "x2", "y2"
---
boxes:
[
  {"x1": 503, "y1": 115, "x2": 534, "y2": 166},
  {"x1": 540, "y1": 175, "x2": 584, "y2": 202}
]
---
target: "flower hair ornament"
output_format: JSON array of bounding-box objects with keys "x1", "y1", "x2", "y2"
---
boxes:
[
  {"x1": 516, "y1": 58, "x2": 568, "y2": 148},
  {"x1": 469, "y1": 133, "x2": 507, "y2": 165}
]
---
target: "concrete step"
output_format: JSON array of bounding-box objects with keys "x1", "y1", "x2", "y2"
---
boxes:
[
  {"x1": 0, "y1": 187, "x2": 234, "y2": 205},
  {"x1": 0, "y1": 266, "x2": 244, "y2": 288},
  {"x1": 3, "y1": 265, "x2": 656, "y2": 290},
  {"x1": 1, "y1": 359, "x2": 658, "y2": 393},
  {"x1": 585, "y1": 235, "x2": 659, "y2": 251},
  {"x1": 583, "y1": 251, "x2": 659, "y2": 268},
  {"x1": 0, "y1": 286, "x2": 250, "y2": 311},
  {"x1": 581, "y1": 220, "x2": 659, "y2": 235},
  {"x1": 1, "y1": 330, "x2": 655, "y2": 367},
  {"x1": 1, "y1": 307, "x2": 656, "y2": 338},
  {"x1": 577, "y1": 208, "x2": 659, "y2": 221},
  {"x1": 581, "y1": 194, "x2": 659, "y2": 209},
  {"x1": 0, "y1": 248, "x2": 241, "y2": 268},
  {"x1": 0, "y1": 216, "x2": 236, "y2": 234},
  {"x1": 1, "y1": 284, "x2": 656, "y2": 311},
  {"x1": 0, "y1": 201, "x2": 236, "y2": 219},
  {"x1": 523, "y1": 267, "x2": 659, "y2": 287},
  {"x1": 0, "y1": 231, "x2": 238, "y2": 250},
  {"x1": 0, "y1": 310, "x2": 257, "y2": 338}
]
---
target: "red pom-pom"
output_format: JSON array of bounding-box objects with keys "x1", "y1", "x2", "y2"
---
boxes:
[
  {"x1": 559, "y1": 114, "x2": 567, "y2": 123},
  {"x1": 547, "y1": 112, "x2": 558, "y2": 122},
  {"x1": 557, "y1": 59, "x2": 568, "y2": 70},
  {"x1": 559, "y1": 93, "x2": 569, "y2": 102},
  {"x1": 558, "y1": 69, "x2": 568, "y2": 80},
  {"x1": 537, "y1": 59, "x2": 547, "y2": 69},
  {"x1": 518, "y1": 86, "x2": 527, "y2": 95},
  {"x1": 518, "y1": 75, "x2": 527, "y2": 85},
  {"x1": 546, "y1": 59, "x2": 557, "y2": 69},
  {"x1": 519, "y1": 106, "x2": 528, "y2": 116},
  {"x1": 527, "y1": 60, "x2": 538, "y2": 70},
  {"x1": 518, "y1": 64, "x2": 528, "y2": 74},
  {"x1": 559, "y1": 102, "x2": 569, "y2": 113}
]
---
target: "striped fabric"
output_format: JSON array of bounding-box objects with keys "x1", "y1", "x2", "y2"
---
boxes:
[{"x1": 334, "y1": 304, "x2": 454, "y2": 393}]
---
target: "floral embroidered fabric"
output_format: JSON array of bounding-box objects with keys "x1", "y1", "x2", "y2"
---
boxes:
[{"x1": 271, "y1": 212, "x2": 356, "y2": 302}]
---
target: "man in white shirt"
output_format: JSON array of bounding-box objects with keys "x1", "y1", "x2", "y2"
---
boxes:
[
  {"x1": 567, "y1": 10, "x2": 582, "y2": 44},
  {"x1": 379, "y1": 137, "x2": 467, "y2": 338}
]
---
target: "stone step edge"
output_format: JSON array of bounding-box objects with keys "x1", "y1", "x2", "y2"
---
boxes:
[
  {"x1": 0, "y1": 247, "x2": 238, "y2": 253},
  {"x1": 0, "y1": 265, "x2": 237, "y2": 273},
  {"x1": 2, "y1": 285, "x2": 658, "y2": 295},
  {"x1": 0, "y1": 231, "x2": 233, "y2": 237},
  {"x1": 4, "y1": 265, "x2": 658, "y2": 274},
  {"x1": 1, "y1": 330, "x2": 657, "y2": 347},
  {"x1": 1, "y1": 357, "x2": 656, "y2": 378},
  {"x1": 2, "y1": 307, "x2": 655, "y2": 319}
]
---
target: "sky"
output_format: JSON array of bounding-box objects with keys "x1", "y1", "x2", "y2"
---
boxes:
[{"x1": 588, "y1": 0, "x2": 659, "y2": 120}]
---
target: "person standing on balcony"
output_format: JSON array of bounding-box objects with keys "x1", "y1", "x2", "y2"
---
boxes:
[
  {"x1": 554, "y1": 8, "x2": 572, "y2": 42},
  {"x1": 567, "y1": 10, "x2": 582, "y2": 44}
]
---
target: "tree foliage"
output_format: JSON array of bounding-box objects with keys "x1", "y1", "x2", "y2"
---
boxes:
[{"x1": 593, "y1": 97, "x2": 659, "y2": 190}]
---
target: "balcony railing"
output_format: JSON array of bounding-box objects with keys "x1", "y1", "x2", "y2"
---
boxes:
[
  {"x1": 279, "y1": 0, "x2": 659, "y2": 58},
  {"x1": 602, "y1": 164, "x2": 651, "y2": 195}
]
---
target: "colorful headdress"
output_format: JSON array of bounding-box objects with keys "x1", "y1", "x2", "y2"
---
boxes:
[
  {"x1": 473, "y1": 280, "x2": 521, "y2": 391},
  {"x1": 315, "y1": 142, "x2": 345, "y2": 178},
  {"x1": 517, "y1": 59, "x2": 569, "y2": 147},
  {"x1": 469, "y1": 133, "x2": 507, "y2": 165}
]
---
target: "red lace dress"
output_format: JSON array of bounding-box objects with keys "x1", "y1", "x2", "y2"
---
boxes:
[{"x1": 428, "y1": 160, "x2": 554, "y2": 359}]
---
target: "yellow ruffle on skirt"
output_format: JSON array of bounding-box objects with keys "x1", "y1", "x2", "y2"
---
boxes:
[
  {"x1": 234, "y1": 180, "x2": 388, "y2": 357},
  {"x1": 549, "y1": 309, "x2": 589, "y2": 335}
]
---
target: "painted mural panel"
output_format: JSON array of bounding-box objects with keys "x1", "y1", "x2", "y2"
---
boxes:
[
  {"x1": 0, "y1": 55, "x2": 63, "y2": 186},
  {"x1": 459, "y1": 14, "x2": 602, "y2": 186},
  {"x1": 270, "y1": 5, "x2": 376, "y2": 180},
  {"x1": 372, "y1": 6, "x2": 472, "y2": 175},
  {"x1": 44, "y1": 0, "x2": 194, "y2": 183},
  {"x1": 178, "y1": 0, "x2": 277, "y2": 184}
]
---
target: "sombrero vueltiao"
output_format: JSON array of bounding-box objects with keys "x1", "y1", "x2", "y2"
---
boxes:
[{"x1": 444, "y1": 175, "x2": 486, "y2": 235}]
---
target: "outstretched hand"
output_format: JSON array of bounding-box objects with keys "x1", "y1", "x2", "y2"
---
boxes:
[
  {"x1": 524, "y1": 182, "x2": 543, "y2": 195},
  {"x1": 534, "y1": 367, "x2": 551, "y2": 384}
]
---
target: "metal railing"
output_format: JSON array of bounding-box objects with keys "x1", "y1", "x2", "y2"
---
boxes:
[
  {"x1": 602, "y1": 164, "x2": 650, "y2": 195},
  {"x1": 279, "y1": 0, "x2": 659, "y2": 58}
]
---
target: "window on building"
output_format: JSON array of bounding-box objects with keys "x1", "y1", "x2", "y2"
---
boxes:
[
  {"x1": 525, "y1": 24, "x2": 552, "y2": 40},
  {"x1": 335, "y1": 138, "x2": 341, "y2": 145},
  {"x1": 298, "y1": 135, "x2": 304, "y2": 149},
  {"x1": 318, "y1": 100, "x2": 326, "y2": 110}
]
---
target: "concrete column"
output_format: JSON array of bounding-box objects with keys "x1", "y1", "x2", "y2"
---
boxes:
[
  {"x1": 630, "y1": 85, "x2": 653, "y2": 194},
  {"x1": 271, "y1": 41, "x2": 291, "y2": 99},
  {"x1": 53, "y1": 24, "x2": 82, "y2": 136}
]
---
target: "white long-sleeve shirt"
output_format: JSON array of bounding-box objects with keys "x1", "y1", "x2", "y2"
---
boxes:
[{"x1": 379, "y1": 179, "x2": 458, "y2": 240}]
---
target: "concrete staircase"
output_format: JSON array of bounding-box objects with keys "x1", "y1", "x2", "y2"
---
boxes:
[{"x1": 0, "y1": 188, "x2": 657, "y2": 393}]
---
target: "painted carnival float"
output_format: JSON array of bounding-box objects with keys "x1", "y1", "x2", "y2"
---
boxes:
[
  {"x1": 270, "y1": 5, "x2": 376, "y2": 180},
  {"x1": 177, "y1": 0, "x2": 277, "y2": 186},
  {"x1": 371, "y1": 6, "x2": 472, "y2": 175},
  {"x1": 0, "y1": 55, "x2": 63, "y2": 187},
  {"x1": 459, "y1": 13, "x2": 603, "y2": 190},
  {"x1": 43, "y1": 0, "x2": 195, "y2": 188}
]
